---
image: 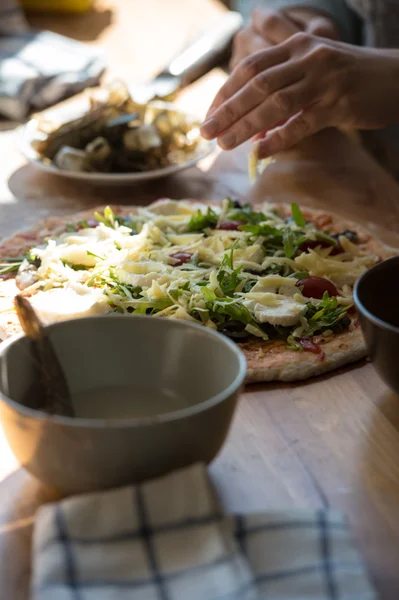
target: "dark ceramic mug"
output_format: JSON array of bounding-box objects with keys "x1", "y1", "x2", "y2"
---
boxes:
[{"x1": 354, "y1": 256, "x2": 399, "y2": 393}]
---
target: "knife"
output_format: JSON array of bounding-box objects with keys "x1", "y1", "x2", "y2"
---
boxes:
[{"x1": 130, "y1": 11, "x2": 243, "y2": 104}]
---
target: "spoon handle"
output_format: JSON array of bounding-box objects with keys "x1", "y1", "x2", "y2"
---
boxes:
[{"x1": 14, "y1": 295, "x2": 75, "y2": 418}]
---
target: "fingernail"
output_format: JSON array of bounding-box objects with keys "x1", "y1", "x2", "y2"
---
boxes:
[
  {"x1": 219, "y1": 131, "x2": 237, "y2": 150},
  {"x1": 200, "y1": 117, "x2": 219, "y2": 139}
]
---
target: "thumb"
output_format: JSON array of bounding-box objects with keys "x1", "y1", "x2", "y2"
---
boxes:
[{"x1": 307, "y1": 16, "x2": 340, "y2": 40}]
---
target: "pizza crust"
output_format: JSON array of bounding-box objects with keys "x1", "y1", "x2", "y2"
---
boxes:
[
  {"x1": 242, "y1": 328, "x2": 366, "y2": 382},
  {"x1": 0, "y1": 201, "x2": 396, "y2": 382}
]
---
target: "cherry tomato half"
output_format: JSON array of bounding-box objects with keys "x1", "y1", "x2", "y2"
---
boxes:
[
  {"x1": 299, "y1": 337, "x2": 325, "y2": 360},
  {"x1": 170, "y1": 252, "x2": 192, "y2": 266},
  {"x1": 296, "y1": 276, "x2": 338, "y2": 299},
  {"x1": 217, "y1": 220, "x2": 242, "y2": 231}
]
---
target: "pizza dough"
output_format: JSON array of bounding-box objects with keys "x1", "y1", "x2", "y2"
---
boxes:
[{"x1": 0, "y1": 201, "x2": 394, "y2": 382}]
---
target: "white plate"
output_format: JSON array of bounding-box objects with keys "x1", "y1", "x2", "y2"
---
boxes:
[{"x1": 18, "y1": 100, "x2": 216, "y2": 186}]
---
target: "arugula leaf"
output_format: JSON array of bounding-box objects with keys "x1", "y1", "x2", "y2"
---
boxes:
[
  {"x1": 201, "y1": 287, "x2": 217, "y2": 302},
  {"x1": 87, "y1": 250, "x2": 105, "y2": 260},
  {"x1": 188, "y1": 207, "x2": 218, "y2": 231},
  {"x1": 304, "y1": 292, "x2": 352, "y2": 335},
  {"x1": 65, "y1": 220, "x2": 92, "y2": 232},
  {"x1": 239, "y1": 222, "x2": 282, "y2": 238},
  {"x1": 110, "y1": 283, "x2": 142, "y2": 300},
  {"x1": 314, "y1": 231, "x2": 338, "y2": 247},
  {"x1": 131, "y1": 299, "x2": 173, "y2": 314},
  {"x1": 291, "y1": 203, "x2": 306, "y2": 227},
  {"x1": 289, "y1": 270, "x2": 309, "y2": 279},
  {"x1": 227, "y1": 203, "x2": 267, "y2": 225},
  {"x1": 217, "y1": 242, "x2": 243, "y2": 296},
  {"x1": 0, "y1": 260, "x2": 22, "y2": 275},
  {"x1": 95, "y1": 206, "x2": 115, "y2": 228},
  {"x1": 200, "y1": 287, "x2": 260, "y2": 334},
  {"x1": 169, "y1": 282, "x2": 190, "y2": 301},
  {"x1": 242, "y1": 279, "x2": 257, "y2": 293},
  {"x1": 62, "y1": 262, "x2": 90, "y2": 271},
  {"x1": 286, "y1": 335, "x2": 304, "y2": 351},
  {"x1": 283, "y1": 229, "x2": 297, "y2": 258}
]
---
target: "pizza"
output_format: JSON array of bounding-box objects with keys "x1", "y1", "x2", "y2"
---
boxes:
[{"x1": 0, "y1": 198, "x2": 393, "y2": 382}]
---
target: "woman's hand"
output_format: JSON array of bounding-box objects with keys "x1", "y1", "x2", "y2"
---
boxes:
[
  {"x1": 201, "y1": 34, "x2": 399, "y2": 159},
  {"x1": 230, "y1": 7, "x2": 339, "y2": 69}
]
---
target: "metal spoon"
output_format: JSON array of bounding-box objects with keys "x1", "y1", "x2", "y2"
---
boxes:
[{"x1": 14, "y1": 295, "x2": 75, "y2": 418}]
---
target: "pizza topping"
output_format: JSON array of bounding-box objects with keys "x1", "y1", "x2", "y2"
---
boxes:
[
  {"x1": 217, "y1": 221, "x2": 242, "y2": 231},
  {"x1": 11, "y1": 200, "x2": 377, "y2": 348},
  {"x1": 1, "y1": 257, "x2": 25, "y2": 278},
  {"x1": 30, "y1": 287, "x2": 109, "y2": 324},
  {"x1": 296, "y1": 276, "x2": 338, "y2": 299},
  {"x1": 188, "y1": 207, "x2": 219, "y2": 231},
  {"x1": 298, "y1": 337, "x2": 325, "y2": 359},
  {"x1": 332, "y1": 230, "x2": 358, "y2": 244},
  {"x1": 243, "y1": 295, "x2": 306, "y2": 326},
  {"x1": 170, "y1": 252, "x2": 192, "y2": 266}
]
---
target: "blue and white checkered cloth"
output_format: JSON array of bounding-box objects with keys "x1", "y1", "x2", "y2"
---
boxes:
[
  {"x1": 32, "y1": 463, "x2": 376, "y2": 600},
  {"x1": 0, "y1": 0, "x2": 105, "y2": 120}
]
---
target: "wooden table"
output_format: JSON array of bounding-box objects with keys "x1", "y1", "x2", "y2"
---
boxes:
[{"x1": 2, "y1": 1, "x2": 399, "y2": 599}]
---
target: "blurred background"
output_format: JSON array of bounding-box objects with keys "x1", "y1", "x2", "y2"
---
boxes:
[{"x1": 0, "y1": 0, "x2": 253, "y2": 124}]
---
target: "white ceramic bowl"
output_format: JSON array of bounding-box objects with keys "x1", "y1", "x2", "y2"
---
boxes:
[
  {"x1": 0, "y1": 316, "x2": 246, "y2": 495},
  {"x1": 18, "y1": 101, "x2": 216, "y2": 185}
]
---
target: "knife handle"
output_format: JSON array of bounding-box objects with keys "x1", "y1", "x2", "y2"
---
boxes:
[{"x1": 164, "y1": 11, "x2": 243, "y2": 86}]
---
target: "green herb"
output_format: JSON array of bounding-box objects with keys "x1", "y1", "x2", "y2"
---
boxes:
[
  {"x1": 188, "y1": 207, "x2": 218, "y2": 231},
  {"x1": 65, "y1": 223, "x2": 77, "y2": 232},
  {"x1": 289, "y1": 271, "x2": 309, "y2": 279},
  {"x1": 62, "y1": 261, "x2": 90, "y2": 271},
  {"x1": 217, "y1": 241, "x2": 243, "y2": 296},
  {"x1": 239, "y1": 222, "x2": 282, "y2": 238},
  {"x1": 94, "y1": 206, "x2": 115, "y2": 228},
  {"x1": 201, "y1": 287, "x2": 217, "y2": 303},
  {"x1": 227, "y1": 202, "x2": 267, "y2": 225},
  {"x1": 110, "y1": 283, "x2": 142, "y2": 299},
  {"x1": 291, "y1": 203, "x2": 306, "y2": 227},
  {"x1": 0, "y1": 260, "x2": 22, "y2": 275},
  {"x1": 131, "y1": 298, "x2": 173, "y2": 314},
  {"x1": 286, "y1": 335, "x2": 304, "y2": 351},
  {"x1": 87, "y1": 250, "x2": 105, "y2": 260},
  {"x1": 169, "y1": 282, "x2": 190, "y2": 301},
  {"x1": 242, "y1": 279, "x2": 257, "y2": 293},
  {"x1": 283, "y1": 229, "x2": 297, "y2": 258},
  {"x1": 200, "y1": 287, "x2": 260, "y2": 331},
  {"x1": 314, "y1": 231, "x2": 338, "y2": 247},
  {"x1": 304, "y1": 292, "x2": 352, "y2": 335}
]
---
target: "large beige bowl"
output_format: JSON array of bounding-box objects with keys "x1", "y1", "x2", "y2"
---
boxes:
[{"x1": 0, "y1": 316, "x2": 245, "y2": 495}]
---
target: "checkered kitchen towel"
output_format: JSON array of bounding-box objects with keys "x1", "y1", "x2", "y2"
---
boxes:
[
  {"x1": 32, "y1": 464, "x2": 376, "y2": 600},
  {"x1": 0, "y1": 0, "x2": 105, "y2": 120}
]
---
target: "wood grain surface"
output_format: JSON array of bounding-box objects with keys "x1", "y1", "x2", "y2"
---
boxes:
[{"x1": 1, "y1": 1, "x2": 399, "y2": 599}]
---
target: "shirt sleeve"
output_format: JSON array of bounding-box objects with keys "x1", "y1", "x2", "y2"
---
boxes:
[{"x1": 255, "y1": 0, "x2": 359, "y2": 43}]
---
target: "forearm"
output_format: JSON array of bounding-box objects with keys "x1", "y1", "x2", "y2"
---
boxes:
[{"x1": 257, "y1": 0, "x2": 358, "y2": 42}]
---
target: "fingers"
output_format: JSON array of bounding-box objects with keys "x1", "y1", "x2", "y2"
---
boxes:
[
  {"x1": 256, "y1": 108, "x2": 329, "y2": 158},
  {"x1": 229, "y1": 26, "x2": 269, "y2": 71},
  {"x1": 216, "y1": 80, "x2": 316, "y2": 150},
  {"x1": 252, "y1": 8, "x2": 300, "y2": 44},
  {"x1": 283, "y1": 7, "x2": 340, "y2": 40},
  {"x1": 204, "y1": 45, "x2": 290, "y2": 120},
  {"x1": 253, "y1": 121, "x2": 286, "y2": 141},
  {"x1": 202, "y1": 62, "x2": 303, "y2": 141},
  {"x1": 307, "y1": 16, "x2": 339, "y2": 39}
]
